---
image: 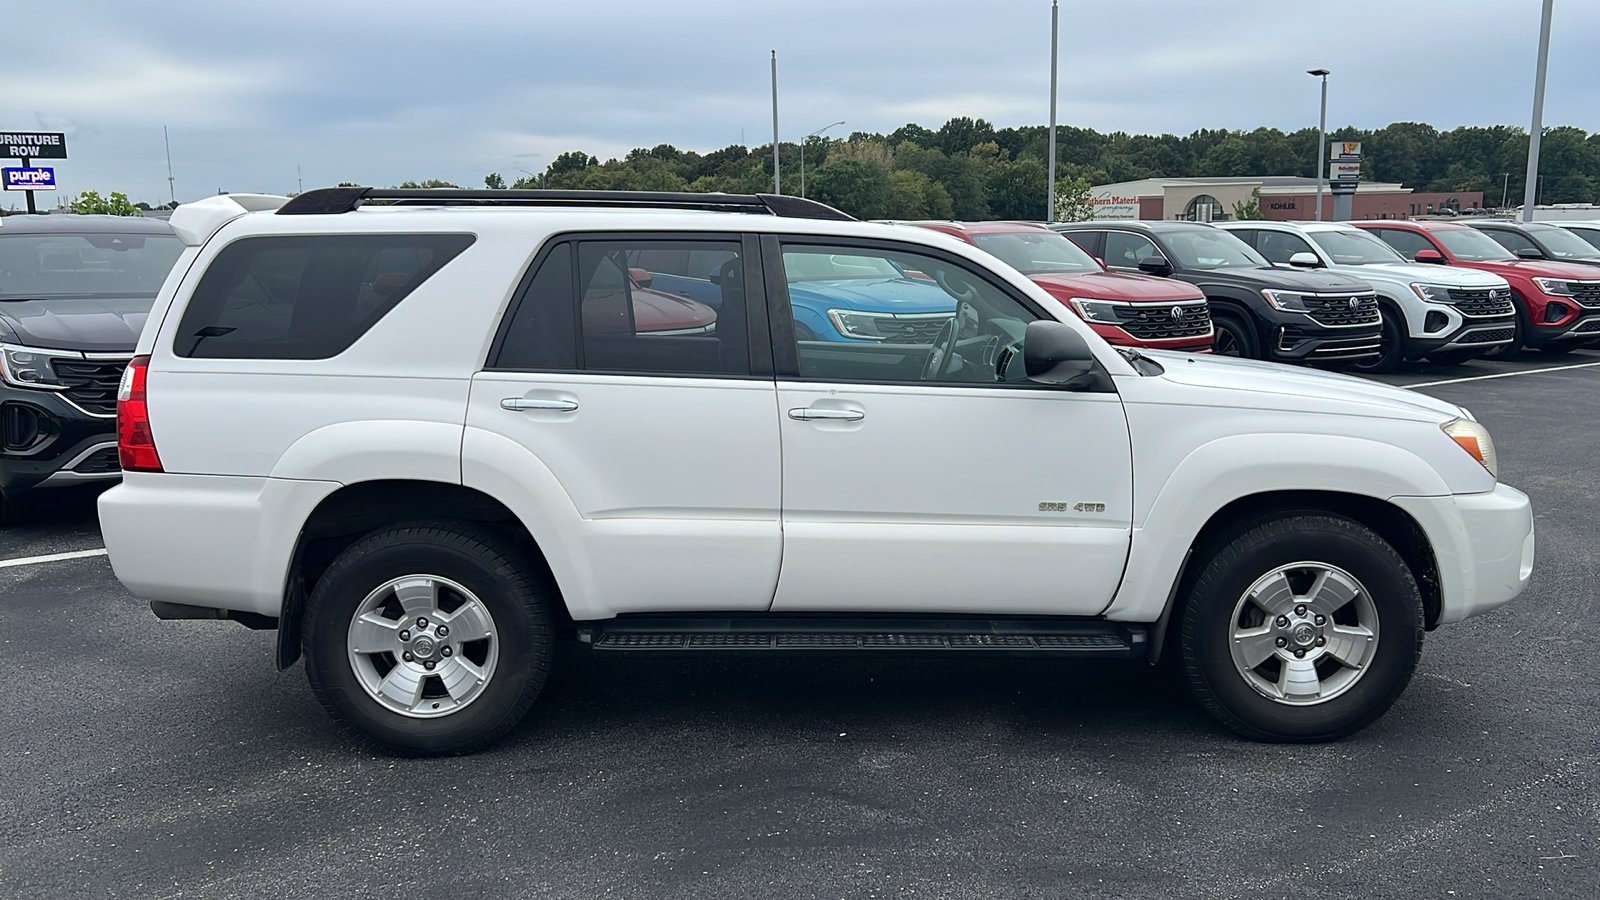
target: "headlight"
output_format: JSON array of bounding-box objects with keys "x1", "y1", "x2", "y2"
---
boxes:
[
  {"x1": 1532, "y1": 277, "x2": 1574, "y2": 296},
  {"x1": 1066, "y1": 297, "x2": 1127, "y2": 324},
  {"x1": 1261, "y1": 289, "x2": 1314, "y2": 312},
  {"x1": 1409, "y1": 283, "x2": 1454, "y2": 304},
  {"x1": 827, "y1": 309, "x2": 888, "y2": 340},
  {"x1": 0, "y1": 342, "x2": 75, "y2": 391},
  {"x1": 1441, "y1": 417, "x2": 1497, "y2": 479}
]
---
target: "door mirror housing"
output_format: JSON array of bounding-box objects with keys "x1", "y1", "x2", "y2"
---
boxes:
[
  {"x1": 627, "y1": 267, "x2": 653, "y2": 288},
  {"x1": 1288, "y1": 251, "x2": 1322, "y2": 268},
  {"x1": 1413, "y1": 248, "x2": 1447, "y2": 264},
  {"x1": 1023, "y1": 321, "x2": 1111, "y2": 390},
  {"x1": 1514, "y1": 247, "x2": 1545, "y2": 259},
  {"x1": 1136, "y1": 256, "x2": 1172, "y2": 276}
]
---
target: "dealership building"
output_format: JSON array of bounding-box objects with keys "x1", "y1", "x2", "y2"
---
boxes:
[{"x1": 1089, "y1": 176, "x2": 1485, "y2": 222}]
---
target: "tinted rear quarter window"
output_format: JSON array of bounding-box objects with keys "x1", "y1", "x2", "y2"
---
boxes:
[{"x1": 175, "y1": 233, "x2": 474, "y2": 358}]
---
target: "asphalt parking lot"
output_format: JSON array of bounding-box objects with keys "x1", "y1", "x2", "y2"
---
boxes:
[{"x1": 3, "y1": 350, "x2": 1597, "y2": 900}]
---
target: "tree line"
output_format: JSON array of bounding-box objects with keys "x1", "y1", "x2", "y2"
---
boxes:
[{"x1": 467, "y1": 118, "x2": 1600, "y2": 221}]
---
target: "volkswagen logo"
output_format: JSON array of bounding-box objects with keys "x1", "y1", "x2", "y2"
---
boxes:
[
  {"x1": 1170, "y1": 306, "x2": 1186, "y2": 321},
  {"x1": 1348, "y1": 297, "x2": 1361, "y2": 309}
]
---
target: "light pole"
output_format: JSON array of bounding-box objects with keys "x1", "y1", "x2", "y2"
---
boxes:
[
  {"x1": 1047, "y1": 0, "x2": 1058, "y2": 222},
  {"x1": 771, "y1": 51, "x2": 780, "y2": 194},
  {"x1": 1522, "y1": 0, "x2": 1554, "y2": 222},
  {"x1": 1308, "y1": 68, "x2": 1329, "y2": 222},
  {"x1": 800, "y1": 121, "x2": 844, "y2": 199}
]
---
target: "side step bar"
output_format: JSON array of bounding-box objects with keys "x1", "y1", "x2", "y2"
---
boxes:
[{"x1": 580, "y1": 615, "x2": 1146, "y2": 658}]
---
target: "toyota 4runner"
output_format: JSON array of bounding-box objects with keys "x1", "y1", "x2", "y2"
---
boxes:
[{"x1": 99, "y1": 188, "x2": 1535, "y2": 755}]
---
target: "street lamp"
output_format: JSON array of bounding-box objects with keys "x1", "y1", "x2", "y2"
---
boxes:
[
  {"x1": 1308, "y1": 68, "x2": 1329, "y2": 222},
  {"x1": 799, "y1": 121, "x2": 844, "y2": 199}
]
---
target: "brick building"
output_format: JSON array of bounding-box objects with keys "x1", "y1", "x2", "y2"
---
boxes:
[{"x1": 1088, "y1": 176, "x2": 1484, "y2": 222}]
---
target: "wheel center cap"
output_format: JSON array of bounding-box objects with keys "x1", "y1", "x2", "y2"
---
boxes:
[
  {"x1": 411, "y1": 635, "x2": 437, "y2": 658},
  {"x1": 1290, "y1": 622, "x2": 1318, "y2": 648}
]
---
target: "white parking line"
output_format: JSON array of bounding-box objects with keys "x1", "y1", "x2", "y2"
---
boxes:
[
  {"x1": 1404, "y1": 359, "x2": 1600, "y2": 389},
  {"x1": 0, "y1": 548, "x2": 109, "y2": 570}
]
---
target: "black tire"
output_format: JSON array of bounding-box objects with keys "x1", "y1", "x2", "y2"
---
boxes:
[
  {"x1": 1212, "y1": 311, "x2": 1259, "y2": 359},
  {"x1": 1425, "y1": 349, "x2": 1477, "y2": 366},
  {"x1": 1484, "y1": 295, "x2": 1528, "y2": 357},
  {"x1": 1537, "y1": 343, "x2": 1579, "y2": 355},
  {"x1": 1348, "y1": 307, "x2": 1405, "y2": 374},
  {"x1": 0, "y1": 489, "x2": 26, "y2": 527},
  {"x1": 1179, "y1": 514, "x2": 1423, "y2": 742},
  {"x1": 304, "y1": 522, "x2": 554, "y2": 756}
]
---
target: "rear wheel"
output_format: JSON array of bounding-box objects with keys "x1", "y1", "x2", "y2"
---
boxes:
[
  {"x1": 304, "y1": 522, "x2": 554, "y2": 755},
  {"x1": 1179, "y1": 514, "x2": 1423, "y2": 742},
  {"x1": 1212, "y1": 312, "x2": 1259, "y2": 359}
]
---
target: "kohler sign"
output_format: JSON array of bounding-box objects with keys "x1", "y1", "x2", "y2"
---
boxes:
[{"x1": 1, "y1": 132, "x2": 67, "y2": 159}]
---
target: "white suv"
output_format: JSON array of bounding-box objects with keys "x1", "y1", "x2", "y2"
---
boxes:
[
  {"x1": 1218, "y1": 220, "x2": 1517, "y2": 372},
  {"x1": 100, "y1": 188, "x2": 1535, "y2": 754}
]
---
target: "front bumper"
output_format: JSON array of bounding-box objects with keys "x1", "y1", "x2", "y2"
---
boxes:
[
  {"x1": 0, "y1": 385, "x2": 122, "y2": 496},
  {"x1": 1391, "y1": 484, "x2": 1535, "y2": 626}
]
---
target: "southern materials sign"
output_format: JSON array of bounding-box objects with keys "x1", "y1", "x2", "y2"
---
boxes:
[
  {"x1": 2, "y1": 167, "x2": 55, "y2": 190},
  {"x1": 1, "y1": 132, "x2": 67, "y2": 159},
  {"x1": 1091, "y1": 191, "x2": 1141, "y2": 219}
]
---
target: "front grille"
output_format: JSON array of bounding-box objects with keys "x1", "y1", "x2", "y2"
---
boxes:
[
  {"x1": 72, "y1": 446, "x2": 121, "y2": 474},
  {"x1": 1457, "y1": 328, "x2": 1516, "y2": 344},
  {"x1": 1566, "y1": 282, "x2": 1600, "y2": 309},
  {"x1": 1448, "y1": 288, "x2": 1517, "y2": 317},
  {"x1": 1572, "y1": 318, "x2": 1600, "y2": 334},
  {"x1": 49, "y1": 358, "x2": 129, "y2": 416},
  {"x1": 1304, "y1": 294, "x2": 1381, "y2": 327},
  {"x1": 874, "y1": 318, "x2": 948, "y2": 343},
  {"x1": 1118, "y1": 303, "x2": 1212, "y2": 340}
]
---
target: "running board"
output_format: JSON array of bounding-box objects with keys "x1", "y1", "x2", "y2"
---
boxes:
[{"x1": 579, "y1": 615, "x2": 1145, "y2": 657}]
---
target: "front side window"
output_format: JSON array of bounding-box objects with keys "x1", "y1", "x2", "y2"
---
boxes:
[
  {"x1": 0, "y1": 232, "x2": 183, "y2": 300},
  {"x1": 1253, "y1": 230, "x2": 1318, "y2": 265},
  {"x1": 1481, "y1": 229, "x2": 1539, "y2": 256},
  {"x1": 495, "y1": 237, "x2": 749, "y2": 377},
  {"x1": 781, "y1": 243, "x2": 1038, "y2": 385},
  {"x1": 175, "y1": 233, "x2": 474, "y2": 359},
  {"x1": 1103, "y1": 231, "x2": 1162, "y2": 269},
  {"x1": 1372, "y1": 228, "x2": 1437, "y2": 261},
  {"x1": 1525, "y1": 225, "x2": 1600, "y2": 260}
]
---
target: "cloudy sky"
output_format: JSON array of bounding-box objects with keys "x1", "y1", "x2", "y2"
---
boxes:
[{"x1": 7, "y1": 0, "x2": 1596, "y2": 205}]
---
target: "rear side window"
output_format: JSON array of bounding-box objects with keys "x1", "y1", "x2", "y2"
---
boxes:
[
  {"x1": 1373, "y1": 228, "x2": 1435, "y2": 261},
  {"x1": 1253, "y1": 230, "x2": 1316, "y2": 265},
  {"x1": 174, "y1": 233, "x2": 474, "y2": 358}
]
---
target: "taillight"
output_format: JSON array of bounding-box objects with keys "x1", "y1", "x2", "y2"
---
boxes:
[{"x1": 116, "y1": 354, "x2": 163, "y2": 472}]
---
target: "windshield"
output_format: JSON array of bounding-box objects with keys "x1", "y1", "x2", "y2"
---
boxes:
[
  {"x1": 0, "y1": 232, "x2": 183, "y2": 300},
  {"x1": 1433, "y1": 228, "x2": 1516, "y2": 262},
  {"x1": 1308, "y1": 229, "x2": 1408, "y2": 265},
  {"x1": 1565, "y1": 225, "x2": 1600, "y2": 251},
  {"x1": 1528, "y1": 226, "x2": 1600, "y2": 260},
  {"x1": 1160, "y1": 228, "x2": 1269, "y2": 269},
  {"x1": 968, "y1": 230, "x2": 1100, "y2": 275}
]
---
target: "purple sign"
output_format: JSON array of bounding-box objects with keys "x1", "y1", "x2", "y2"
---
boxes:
[{"x1": 3, "y1": 167, "x2": 55, "y2": 191}]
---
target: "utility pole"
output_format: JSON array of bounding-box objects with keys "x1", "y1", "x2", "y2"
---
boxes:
[
  {"x1": 164, "y1": 126, "x2": 176, "y2": 205},
  {"x1": 771, "y1": 51, "x2": 780, "y2": 194},
  {"x1": 1308, "y1": 69, "x2": 1329, "y2": 221},
  {"x1": 1047, "y1": 0, "x2": 1059, "y2": 222},
  {"x1": 1522, "y1": 0, "x2": 1554, "y2": 222}
]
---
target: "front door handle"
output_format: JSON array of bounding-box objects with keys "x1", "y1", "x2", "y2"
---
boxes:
[
  {"x1": 502, "y1": 398, "x2": 578, "y2": 412},
  {"x1": 787, "y1": 407, "x2": 864, "y2": 421}
]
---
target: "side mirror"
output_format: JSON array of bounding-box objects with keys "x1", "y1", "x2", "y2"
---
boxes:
[
  {"x1": 1136, "y1": 256, "x2": 1172, "y2": 276},
  {"x1": 1288, "y1": 251, "x2": 1322, "y2": 268},
  {"x1": 1023, "y1": 321, "x2": 1108, "y2": 390},
  {"x1": 1093, "y1": 257, "x2": 1107, "y2": 269},
  {"x1": 1413, "y1": 249, "x2": 1447, "y2": 264},
  {"x1": 1515, "y1": 247, "x2": 1545, "y2": 259},
  {"x1": 628, "y1": 267, "x2": 653, "y2": 288}
]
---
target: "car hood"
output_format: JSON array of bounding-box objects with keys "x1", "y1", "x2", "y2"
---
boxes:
[
  {"x1": 1140, "y1": 348, "x2": 1463, "y2": 422},
  {"x1": 0, "y1": 296, "x2": 153, "y2": 352},
  {"x1": 1465, "y1": 258, "x2": 1600, "y2": 280},
  {"x1": 1185, "y1": 266, "x2": 1374, "y2": 293},
  {"x1": 1334, "y1": 262, "x2": 1504, "y2": 287},
  {"x1": 1030, "y1": 270, "x2": 1206, "y2": 303},
  {"x1": 787, "y1": 277, "x2": 956, "y2": 314},
  {"x1": 632, "y1": 288, "x2": 717, "y2": 331}
]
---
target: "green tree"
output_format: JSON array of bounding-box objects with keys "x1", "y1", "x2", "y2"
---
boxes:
[
  {"x1": 884, "y1": 169, "x2": 953, "y2": 220},
  {"x1": 1053, "y1": 176, "x2": 1095, "y2": 222},
  {"x1": 484, "y1": 173, "x2": 506, "y2": 190},
  {"x1": 806, "y1": 159, "x2": 889, "y2": 219},
  {"x1": 985, "y1": 156, "x2": 1048, "y2": 221},
  {"x1": 69, "y1": 190, "x2": 142, "y2": 216},
  {"x1": 397, "y1": 179, "x2": 459, "y2": 188},
  {"x1": 1232, "y1": 187, "x2": 1265, "y2": 220}
]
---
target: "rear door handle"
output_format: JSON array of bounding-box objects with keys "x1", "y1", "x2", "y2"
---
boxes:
[
  {"x1": 501, "y1": 398, "x2": 578, "y2": 412},
  {"x1": 787, "y1": 407, "x2": 864, "y2": 421}
]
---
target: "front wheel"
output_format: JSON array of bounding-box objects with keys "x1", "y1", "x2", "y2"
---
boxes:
[
  {"x1": 1212, "y1": 312, "x2": 1259, "y2": 359},
  {"x1": 1348, "y1": 310, "x2": 1404, "y2": 374},
  {"x1": 1179, "y1": 514, "x2": 1423, "y2": 742},
  {"x1": 304, "y1": 522, "x2": 554, "y2": 755}
]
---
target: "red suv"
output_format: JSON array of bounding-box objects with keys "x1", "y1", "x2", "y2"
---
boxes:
[
  {"x1": 1355, "y1": 221, "x2": 1600, "y2": 352},
  {"x1": 907, "y1": 221, "x2": 1213, "y2": 352}
]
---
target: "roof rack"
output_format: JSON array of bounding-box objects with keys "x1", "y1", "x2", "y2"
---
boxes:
[{"x1": 276, "y1": 187, "x2": 854, "y2": 221}]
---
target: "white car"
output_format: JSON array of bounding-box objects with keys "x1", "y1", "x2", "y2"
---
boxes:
[
  {"x1": 99, "y1": 189, "x2": 1535, "y2": 754},
  {"x1": 1217, "y1": 220, "x2": 1517, "y2": 372}
]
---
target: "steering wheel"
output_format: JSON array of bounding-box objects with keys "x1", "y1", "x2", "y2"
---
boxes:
[{"x1": 921, "y1": 301, "x2": 978, "y2": 381}]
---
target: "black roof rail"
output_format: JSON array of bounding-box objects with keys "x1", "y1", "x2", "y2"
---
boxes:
[{"x1": 277, "y1": 187, "x2": 855, "y2": 221}]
